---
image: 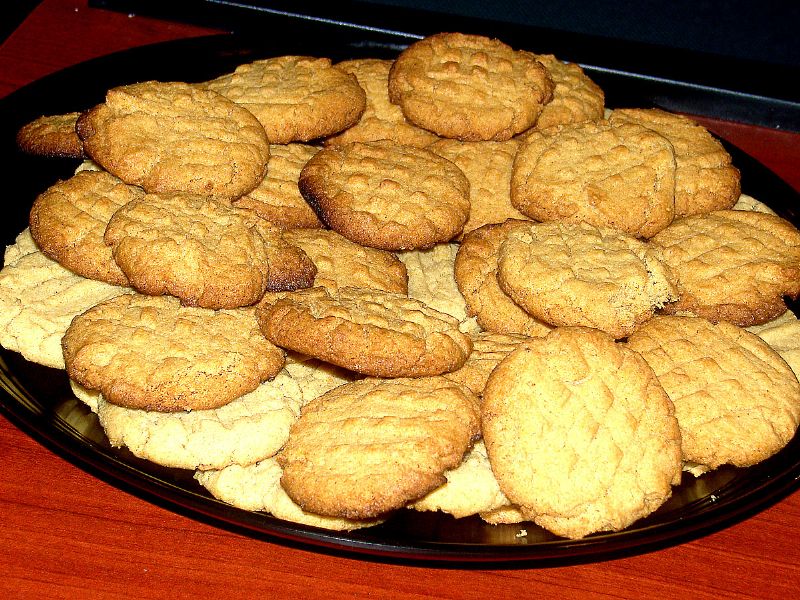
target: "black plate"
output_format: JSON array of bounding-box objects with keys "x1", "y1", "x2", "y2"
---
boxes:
[{"x1": 2, "y1": 32, "x2": 800, "y2": 567}]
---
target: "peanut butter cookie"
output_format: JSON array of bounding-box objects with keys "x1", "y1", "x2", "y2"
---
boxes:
[
  {"x1": 16, "y1": 112, "x2": 85, "y2": 158},
  {"x1": 299, "y1": 140, "x2": 470, "y2": 250},
  {"x1": 610, "y1": 108, "x2": 740, "y2": 217},
  {"x1": 497, "y1": 222, "x2": 678, "y2": 338},
  {"x1": 442, "y1": 331, "x2": 531, "y2": 397},
  {"x1": 483, "y1": 327, "x2": 682, "y2": 539},
  {"x1": 651, "y1": 210, "x2": 800, "y2": 326},
  {"x1": 77, "y1": 81, "x2": 269, "y2": 199},
  {"x1": 627, "y1": 316, "x2": 800, "y2": 471},
  {"x1": 62, "y1": 295, "x2": 285, "y2": 412},
  {"x1": 205, "y1": 56, "x2": 366, "y2": 144},
  {"x1": 388, "y1": 33, "x2": 554, "y2": 141},
  {"x1": 277, "y1": 376, "x2": 481, "y2": 519},
  {"x1": 397, "y1": 243, "x2": 469, "y2": 322},
  {"x1": 511, "y1": 119, "x2": 677, "y2": 238},
  {"x1": 257, "y1": 286, "x2": 472, "y2": 378}
]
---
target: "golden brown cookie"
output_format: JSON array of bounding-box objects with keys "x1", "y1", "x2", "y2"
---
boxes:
[
  {"x1": 205, "y1": 56, "x2": 366, "y2": 144},
  {"x1": 29, "y1": 170, "x2": 144, "y2": 286},
  {"x1": 497, "y1": 221, "x2": 678, "y2": 338},
  {"x1": 250, "y1": 219, "x2": 317, "y2": 293},
  {"x1": 277, "y1": 376, "x2": 481, "y2": 519},
  {"x1": 299, "y1": 140, "x2": 470, "y2": 250},
  {"x1": 104, "y1": 193, "x2": 273, "y2": 309},
  {"x1": 16, "y1": 112, "x2": 85, "y2": 158},
  {"x1": 482, "y1": 327, "x2": 682, "y2": 539},
  {"x1": 511, "y1": 119, "x2": 677, "y2": 238},
  {"x1": 233, "y1": 144, "x2": 324, "y2": 229},
  {"x1": 257, "y1": 286, "x2": 472, "y2": 378},
  {"x1": 441, "y1": 331, "x2": 531, "y2": 397},
  {"x1": 325, "y1": 58, "x2": 440, "y2": 147},
  {"x1": 609, "y1": 108, "x2": 740, "y2": 217},
  {"x1": 626, "y1": 316, "x2": 800, "y2": 471},
  {"x1": 454, "y1": 220, "x2": 553, "y2": 336},
  {"x1": 62, "y1": 295, "x2": 285, "y2": 412},
  {"x1": 427, "y1": 138, "x2": 530, "y2": 236},
  {"x1": 280, "y1": 228, "x2": 408, "y2": 294},
  {"x1": 651, "y1": 210, "x2": 800, "y2": 326},
  {"x1": 76, "y1": 81, "x2": 269, "y2": 199},
  {"x1": 388, "y1": 33, "x2": 554, "y2": 141},
  {"x1": 524, "y1": 53, "x2": 605, "y2": 131}
]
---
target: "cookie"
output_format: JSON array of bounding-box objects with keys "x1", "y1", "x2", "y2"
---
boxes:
[
  {"x1": 733, "y1": 193, "x2": 777, "y2": 215},
  {"x1": 205, "y1": 55, "x2": 366, "y2": 144},
  {"x1": 195, "y1": 458, "x2": 381, "y2": 531},
  {"x1": 29, "y1": 170, "x2": 144, "y2": 286},
  {"x1": 454, "y1": 220, "x2": 553, "y2": 337},
  {"x1": 626, "y1": 315, "x2": 800, "y2": 471},
  {"x1": 511, "y1": 119, "x2": 677, "y2": 238},
  {"x1": 651, "y1": 210, "x2": 800, "y2": 326},
  {"x1": 325, "y1": 58, "x2": 440, "y2": 147},
  {"x1": 441, "y1": 331, "x2": 532, "y2": 397},
  {"x1": 409, "y1": 440, "x2": 510, "y2": 519},
  {"x1": 609, "y1": 108, "x2": 740, "y2": 217},
  {"x1": 388, "y1": 33, "x2": 553, "y2": 141},
  {"x1": 62, "y1": 295, "x2": 285, "y2": 412},
  {"x1": 524, "y1": 53, "x2": 605, "y2": 131},
  {"x1": 104, "y1": 193, "x2": 273, "y2": 309},
  {"x1": 427, "y1": 138, "x2": 530, "y2": 236},
  {"x1": 76, "y1": 81, "x2": 269, "y2": 199},
  {"x1": 482, "y1": 327, "x2": 682, "y2": 539},
  {"x1": 299, "y1": 140, "x2": 470, "y2": 250},
  {"x1": 397, "y1": 243, "x2": 470, "y2": 322},
  {"x1": 251, "y1": 220, "x2": 318, "y2": 293},
  {"x1": 16, "y1": 112, "x2": 85, "y2": 158},
  {"x1": 277, "y1": 376, "x2": 481, "y2": 519},
  {"x1": 257, "y1": 286, "x2": 472, "y2": 378},
  {"x1": 497, "y1": 221, "x2": 678, "y2": 338},
  {"x1": 0, "y1": 236, "x2": 129, "y2": 369},
  {"x1": 280, "y1": 228, "x2": 408, "y2": 294},
  {"x1": 233, "y1": 143, "x2": 324, "y2": 229},
  {"x1": 83, "y1": 353, "x2": 353, "y2": 470}
]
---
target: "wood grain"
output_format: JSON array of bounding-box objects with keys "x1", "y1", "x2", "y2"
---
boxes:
[{"x1": 1, "y1": 2, "x2": 800, "y2": 598}]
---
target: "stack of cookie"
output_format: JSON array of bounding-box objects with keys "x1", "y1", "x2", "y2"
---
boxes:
[{"x1": 3, "y1": 32, "x2": 800, "y2": 540}]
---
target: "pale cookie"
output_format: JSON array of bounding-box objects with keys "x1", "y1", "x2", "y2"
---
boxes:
[
  {"x1": 87, "y1": 355, "x2": 352, "y2": 470},
  {"x1": 733, "y1": 193, "x2": 777, "y2": 215},
  {"x1": 497, "y1": 222, "x2": 678, "y2": 338},
  {"x1": 483, "y1": 327, "x2": 682, "y2": 539},
  {"x1": 454, "y1": 220, "x2": 553, "y2": 337},
  {"x1": 257, "y1": 286, "x2": 472, "y2": 377},
  {"x1": 76, "y1": 81, "x2": 269, "y2": 199},
  {"x1": 4, "y1": 228, "x2": 39, "y2": 265},
  {"x1": 442, "y1": 331, "x2": 531, "y2": 397},
  {"x1": 480, "y1": 505, "x2": 526, "y2": 525},
  {"x1": 524, "y1": 53, "x2": 605, "y2": 131},
  {"x1": 325, "y1": 58, "x2": 440, "y2": 147},
  {"x1": 610, "y1": 108, "x2": 740, "y2": 217},
  {"x1": 16, "y1": 112, "x2": 85, "y2": 158},
  {"x1": 397, "y1": 243, "x2": 469, "y2": 322},
  {"x1": 747, "y1": 310, "x2": 800, "y2": 379},
  {"x1": 280, "y1": 228, "x2": 408, "y2": 294},
  {"x1": 511, "y1": 119, "x2": 677, "y2": 238},
  {"x1": 651, "y1": 210, "x2": 800, "y2": 326},
  {"x1": 299, "y1": 140, "x2": 470, "y2": 250},
  {"x1": 29, "y1": 170, "x2": 144, "y2": 286},
  {"x1": 388, "y1": 33, "x2": 553, "y2": 141},
  {"x1": 428, "y1": 138, "x2": 530, "y2": 236},
  {"x1": 0, "y1": 241, "x2": 129, "y2": 369},
  {"x1": 626, "y1": 316, "x2": 800, "y2": 471},
  {"x1": 277, "y1": 376, "x2": 481, "y2": 519},
  {"x1": 233, "y1": 144, "x2": 324, "y2": 229},
  {"x1": 62, "y1": 295, "x2": 285, "y2": 411},
  {"x1": 409, "y1": 440, "x2": 510, "y2": 519},
  {"x1": 195, "y1": 458, "x2": 381, "y2": 531},
  {"x1": 104, "y1": 193, "x2": 273, "y2": 309},
  {"x1": 205, "y1": 56, "x2": 366, "y2": 144}
]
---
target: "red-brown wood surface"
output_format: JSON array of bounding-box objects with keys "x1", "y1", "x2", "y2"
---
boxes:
[{"x1": 1, "y1": 2, "x2": 800, "y2": 598}]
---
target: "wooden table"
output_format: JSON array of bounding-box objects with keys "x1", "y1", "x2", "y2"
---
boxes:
[{"x1": 1, "y1": 2, "x2": 799, "y2": 598}]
